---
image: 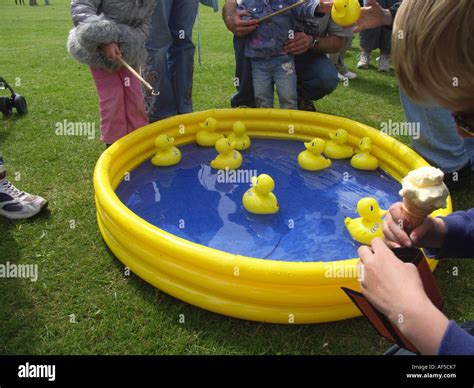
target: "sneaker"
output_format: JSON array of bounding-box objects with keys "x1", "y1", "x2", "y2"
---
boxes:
[
  {"x1": 337, "y1": 72, "x2": 346, "y2": 82},
  {"x1": 443, "y1": 161, "x2": 472, "y2": 191},
  {"x1": 357, "y1": 52, "x2": 371, "y2": 69},
  {"x1": 338, "y1": 70, "x2": 357, "y2": 81},
  {"x1": 378, "y1": 55, "x2": 391, "y2": 72},
  {"x1": 0, "y1": 178, "x2": 48, "y2": 219},
  {"x1": 298, "y1": 97, "x2": 317, "y2": 112}
]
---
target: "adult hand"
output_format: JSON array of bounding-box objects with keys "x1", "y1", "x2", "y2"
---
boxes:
[
  {"x1": 284, "y1": 32, "x2": 313, "y2": 55},
  {"x1": 383, "y1": 202, "x2": 447, "y2": 250},
  {"x1": 224, "y1": 9, "x2": 258, "y2": 37},
  {"x1": 100, "y1": 42, "x2": 122, "y2": 61},
  {"x1": 353, "y1": 0, "x2": 393, "y2": 33},
  {"x1": 358, "y1": 238, "x2": 449, "y2": 355}
]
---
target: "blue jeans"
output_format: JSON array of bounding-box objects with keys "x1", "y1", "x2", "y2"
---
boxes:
[
  {"x1": 145, "y1": 0, "x2": 199, "y2": 122},
  {"x1": 251, "y1": 56, "x2": 298, "y2": 109},
  {"x1": 0, "y1": 155, "x2": 4, "y2": 178},
  {"x1": 231, "y1": 36, "x2": 339, "y2": 107},
  {"x1": 401, "y1": 91, "x2": 474, "y2": 172},
  {"x1": 294, "y1": 51, "x2": 339, "y2": 101},
  {"x1": 231, "y1": 36, "x2": 256, "y2": 108}
]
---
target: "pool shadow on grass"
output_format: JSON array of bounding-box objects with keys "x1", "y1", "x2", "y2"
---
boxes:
[{"x1": 0, "y1": 214, "x2": 45, "y2": 355}]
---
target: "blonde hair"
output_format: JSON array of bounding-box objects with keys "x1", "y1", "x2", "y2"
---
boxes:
[{"x1": 392, "y1": 0, "x2": 474, "y2": 110}]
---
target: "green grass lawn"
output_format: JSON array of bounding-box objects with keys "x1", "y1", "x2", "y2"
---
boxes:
[{"x1": 0, "y1": 0, "x2": 472, "y2": 355}]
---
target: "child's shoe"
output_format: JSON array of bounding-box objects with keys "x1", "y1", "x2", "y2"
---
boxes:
[
  {"x1": 378, "y1": 55, "x2": 391, "y2": 72},
  {"x1": 357, "y1": 52, "x2": 371, "y2": 69}
]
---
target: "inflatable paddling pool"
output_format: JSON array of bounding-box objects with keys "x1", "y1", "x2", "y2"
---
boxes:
[{"x1": 94, "y1": 109, "x2": 452, "y2": 324}]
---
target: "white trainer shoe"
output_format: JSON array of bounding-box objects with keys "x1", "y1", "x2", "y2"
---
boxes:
[
  {"x1": 378, "y1": 55, "x2": 391, "y2": 72},
  {"x1": 357, "y1": 52, "x2": 371, "y2": 69},
  {"x1": 0, "y1": 178, "x2": 48, "y2": 219}
]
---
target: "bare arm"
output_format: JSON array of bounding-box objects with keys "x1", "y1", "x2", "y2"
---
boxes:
[{"x1": 223, "y1": 0, "x2": 258, "y2": 37}]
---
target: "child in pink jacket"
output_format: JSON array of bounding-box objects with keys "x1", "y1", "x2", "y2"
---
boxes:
[{"x1": 67, "y1": 0, "x2": 156, "y2": 146}]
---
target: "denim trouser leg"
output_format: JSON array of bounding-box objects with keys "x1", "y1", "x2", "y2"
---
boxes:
[
  {"x1": 168, "y1": 0, "x2": 198, "y2": 115},
  {"x1": 294, "y1": 51, "x2": 339, "y2": 102},
  {"x1": 274, "y1": 57, "x2": 298, "y2": 110},
  {"x1": 465, "y1": 138, "x2": 474, "y2": 169},
  {"x1": 0, "y1": 155, "x2": 4, "y2": 177},
  {"x1": 145, "y1": 0, "x2": 198, "y2": 122},
  {"x1": 251, "y1": 59, "x2": 275, "y2": 108},
  {"x1": 360, "y1": 0, "x2": 396, "y2": 53},
  {"x1": 230, "y1": 36, "x2": 256, "y2": 108},
  {"x1": 400, "y1": 90, "x2": 471, "y2": 172},
  {"x1": 251, "y1": 56, "x2": 297, "y2": 109}
]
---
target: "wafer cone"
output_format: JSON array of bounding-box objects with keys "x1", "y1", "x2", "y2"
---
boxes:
[{"x1": 402, "y1": 198, "x2": 432, "y2": 232}]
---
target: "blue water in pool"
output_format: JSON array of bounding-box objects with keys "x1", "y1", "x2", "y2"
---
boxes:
[{"x1": 116, "y1": 139, "x2": 402, "y2": 262}]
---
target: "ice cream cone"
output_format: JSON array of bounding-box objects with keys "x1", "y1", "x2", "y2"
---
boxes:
[
  {"x1": 399, "y1": 167, "x2": 449, "y2": 233},
  {"x1": 402, "y1": 197, "x2": 432, "y2": 231}
]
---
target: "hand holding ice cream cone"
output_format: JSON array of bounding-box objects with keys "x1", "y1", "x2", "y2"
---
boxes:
[{"x1": 399, "y1": 167, "x2": 449, "y2": 233}]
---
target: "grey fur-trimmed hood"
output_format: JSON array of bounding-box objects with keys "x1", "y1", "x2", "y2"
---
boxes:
[
  {"x1": 67, "y1": 15, "x2": 147, "y2": 70},
  {"x1": 67, "y1": 0, "x2": 156, "y2": 70}
]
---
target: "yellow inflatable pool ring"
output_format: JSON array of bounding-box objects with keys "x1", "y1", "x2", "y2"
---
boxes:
[{"x1": 94, "y1": 108, "x2": 452, "y2": 324}]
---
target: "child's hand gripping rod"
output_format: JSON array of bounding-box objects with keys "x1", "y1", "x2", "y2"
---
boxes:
[
  {"x1": 257, "y1": 0, "x2": 309, "y2": 23},
  {"x1": 116, "y1": 56, "x2": 160, "y2": 96}
]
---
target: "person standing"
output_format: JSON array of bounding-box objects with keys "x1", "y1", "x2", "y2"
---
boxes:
[
  {"x1": 354, "y1": 0, "x2": 473, "y2": 189},
  {"x1": 67, "y1": 0, "x2": 156, "y2": 146},
  {"x1": 357, "y1": 0, "x2": 397, "y2": 72},
  {"x1": 144, "y1": 0, "x2": 218, "y2": 122},
  {"x1": 223, "y1": 0, "x2": 347, "y2": 112},
  {"x1": 356, "y1": 0, "x2": 474, "y2": 355}
]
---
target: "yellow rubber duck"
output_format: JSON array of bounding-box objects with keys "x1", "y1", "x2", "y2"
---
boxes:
[
  {"x1": 298, "y1": 138, "x2": 332, "y2": 171},
  {"x1": 351, "y1": 137, "x2": 379, "y2": 171},
  {"x1": 331, "y1": 0, "x2": 361, "y2": 27},
  {"x1": 344, "y1": 197, "x2": 386, "y2": 245},
  {"x1": 210, "y1": 138, "x2": 243, "y2": 170},
  {"x1": 324, "y1": 129, "x2": 354, "y2": 159},
  {"x1": 243, "y1": 174, "x2": 280, "y2": 215},
  {"x1": 228, "y1": 121, "x2": 251, "y2": 151},
  {"x1": 196, "y1": 117, "x2": 224, "y2": 147},
  {"x1": 151, "y1": 134, "x2": 181, "y2": 167}
]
